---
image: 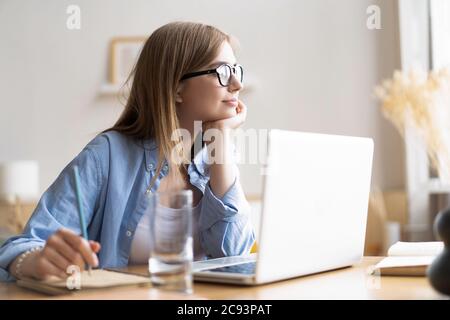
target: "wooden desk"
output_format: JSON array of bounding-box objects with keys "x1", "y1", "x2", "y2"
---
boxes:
[{"x1": 0, "y1": 257, "x2": 446, "y2": 300}]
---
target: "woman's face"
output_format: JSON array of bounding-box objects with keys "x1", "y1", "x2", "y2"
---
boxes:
[{"x1": 176, "y1": 41, "x2": 243, "y2": 124}]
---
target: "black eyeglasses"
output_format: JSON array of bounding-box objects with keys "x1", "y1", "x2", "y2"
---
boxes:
[{"x1": 180, "y1": 63, "x2": 244, "y2": 87}]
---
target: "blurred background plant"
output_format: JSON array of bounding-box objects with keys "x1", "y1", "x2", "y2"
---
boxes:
[{"x1": 375, "y1": 68, "x2": 450, "y2": 183}]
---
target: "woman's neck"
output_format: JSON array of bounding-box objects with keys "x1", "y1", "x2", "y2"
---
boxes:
[{"x1": 177, "y1": 117, "x2": 203, "y2": 160}]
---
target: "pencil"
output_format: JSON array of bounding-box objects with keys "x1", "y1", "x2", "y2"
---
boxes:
[{"x1": 73, "y1": 165, "x2": 92, "y2": 276}]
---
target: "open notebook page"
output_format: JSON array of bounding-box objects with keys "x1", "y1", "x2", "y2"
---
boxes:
[{"x1": 22, "y1": 269, "x2": 151, "y2": 289}]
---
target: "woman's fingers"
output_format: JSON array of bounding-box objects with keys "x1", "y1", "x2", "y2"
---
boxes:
[
  {"x1": 58, "y1": 228, "x2": 99, "y2": 268},
  {"x1": 221, "y1": 100, "x2": 247, "y2": 129},
  {"x1": 35, "y1": 256, "x2": 67, "y2": 280},
  {"x1": 46, "y1": 232, "x2": 84, "y2": 268},
  {"x1": 42, "y1": 246, "x2": 72, "y2": 275},
  {"x1": 89, "y1": 240, "x2": 101, "y2": 253},
  {"x1": 236, "y1": 100, "x2": 247, "y2": 121},
  {"x1": 29, "y1": 228, "x2": 101, "y2": 280}
]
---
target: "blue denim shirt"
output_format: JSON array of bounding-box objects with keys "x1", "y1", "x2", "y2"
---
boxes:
[{"x1": 0, "y1": 131, "x2": 255, "y2": 281}]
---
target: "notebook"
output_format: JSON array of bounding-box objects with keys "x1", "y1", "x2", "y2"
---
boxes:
[
  {"x1": 371, "y1": 241, "x2": 444, "y2": 276},
  {"x1": 16, "y1": 269, "x2": 151, "y2": 295}
]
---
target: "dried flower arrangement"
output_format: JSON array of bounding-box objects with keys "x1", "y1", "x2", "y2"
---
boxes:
[{"x1": 374, "y1": 68, "x2": 450, "y2": 181}]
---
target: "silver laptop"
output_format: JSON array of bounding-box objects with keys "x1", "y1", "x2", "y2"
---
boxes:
[{"x1": 193, "y1": 129, "x2": 374, "y2": 285}]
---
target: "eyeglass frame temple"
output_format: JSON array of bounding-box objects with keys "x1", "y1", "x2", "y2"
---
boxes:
[{"x1": 180, "y1": 64, "x2": 243, "y2": 86}]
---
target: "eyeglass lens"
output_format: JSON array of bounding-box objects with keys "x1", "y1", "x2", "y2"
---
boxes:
[{"x1": 217, "y1": 65, "x2": 243, "y2": 86}]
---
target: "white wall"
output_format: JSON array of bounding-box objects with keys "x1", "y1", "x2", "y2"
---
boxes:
[
  {"x1": 0, "y1": 0, "x2": 402, "y2": 196},
  {"x1": 431, "y1": 0, "x2": 450, "y2": 69}
]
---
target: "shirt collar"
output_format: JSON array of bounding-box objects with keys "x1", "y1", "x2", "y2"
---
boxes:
[
  {"x1": 192, "y1": 146, "x2": 208, "y2": 176},
  {"x1": 141, "y1": 138, "x2": 159, "y2": 172},
  {"x1": 141, "y1": 137, "x2": 207, "y2": 176}
]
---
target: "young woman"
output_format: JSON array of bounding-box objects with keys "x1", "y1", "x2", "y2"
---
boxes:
[{"x1": 0, "y1": 21, "x2": 255, "y2": 281}]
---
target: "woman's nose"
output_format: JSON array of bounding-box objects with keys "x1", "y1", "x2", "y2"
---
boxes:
[{"x1": 228, "y1": 74, "x2": 243, "y2": 92}]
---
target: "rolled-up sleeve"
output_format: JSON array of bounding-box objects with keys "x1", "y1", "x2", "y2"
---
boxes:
[
  {"x1": 0, "y1": 146, "x2": 102, "y2": 282},
  {"x1": 199, "y1": 175, "x2": 256, "y2": 258}
]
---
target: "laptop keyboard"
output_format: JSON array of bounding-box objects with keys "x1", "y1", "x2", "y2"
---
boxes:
[
  {"x1": 192, "y1": 254, "x2": 257, "y2": 272},
  {"x1": 207, "y1": 261, "x2": 256, "y2": 275}
]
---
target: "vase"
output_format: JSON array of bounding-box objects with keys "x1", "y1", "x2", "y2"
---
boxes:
[{"x1": 427, "y1": 207, "x2": 450, "y2": 295}]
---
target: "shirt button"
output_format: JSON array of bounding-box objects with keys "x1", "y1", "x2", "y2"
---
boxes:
[
  {"x1": 147, "y1": 163, "x2": 154, "y2": 171},
  {"x1": 126, "y1": 230, "x2": 132, "y2": 237}
]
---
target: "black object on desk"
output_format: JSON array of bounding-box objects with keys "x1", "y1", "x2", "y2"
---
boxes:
[{"x1": 427, "y1": 207, "x2": 450, "y2": 295}]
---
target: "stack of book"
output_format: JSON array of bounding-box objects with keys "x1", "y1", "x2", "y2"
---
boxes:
[{"x1": 372, "y1": 241, "x2": 444, "y2": 276}]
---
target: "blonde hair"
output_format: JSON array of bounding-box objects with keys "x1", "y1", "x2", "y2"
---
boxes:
[{"x1": 104, "y1": 21, "x2": 233, "y2": 187}]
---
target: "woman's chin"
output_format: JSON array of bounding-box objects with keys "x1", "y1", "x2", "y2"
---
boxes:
[
  {"x1": 220, "y1": 107, "x2": 237, "y2": 118},
  {"x1": 202, "y1": 108, "x2": 237, "y2": 123}
]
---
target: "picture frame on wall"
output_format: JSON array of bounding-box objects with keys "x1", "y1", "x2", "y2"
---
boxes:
[{"x1": 109, "y1": 37, "x2": 147, "y2": 85}]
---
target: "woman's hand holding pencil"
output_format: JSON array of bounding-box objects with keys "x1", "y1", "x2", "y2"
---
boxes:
[
  {"x1": 9, "y1": 165, "x2": 101, "y2": 280},
  {"x1": 32, "y1": 228, "x2": 100, "y2": 280},
  {"x1": 10, "y1": 228, "x2": 101, "y2": 280}
]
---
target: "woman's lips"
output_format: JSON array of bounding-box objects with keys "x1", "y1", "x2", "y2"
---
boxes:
[{"x1": 223, "y1": 99, "x2": 238, "y2": 106}]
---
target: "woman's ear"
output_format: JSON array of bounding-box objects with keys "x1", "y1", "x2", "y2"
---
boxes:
[{"x1": 175, "y1": 83, "x2": 184, "y2": 104}]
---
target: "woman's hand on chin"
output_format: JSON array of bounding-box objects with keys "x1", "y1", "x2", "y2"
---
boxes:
[{"x1": 203, "y1": 100, "x2": 247, "y2": 132}]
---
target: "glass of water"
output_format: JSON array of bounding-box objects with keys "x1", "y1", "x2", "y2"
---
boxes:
[{"x1": 147, "y1": 190, "x2": 193, "y2": 294}]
